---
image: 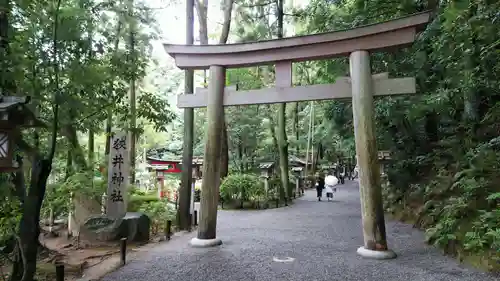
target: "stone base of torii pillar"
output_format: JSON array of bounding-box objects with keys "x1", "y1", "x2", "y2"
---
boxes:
[
  {"x1": 189, "y1": 237, "x2": 223, "y2": 248},
  {"x1": 357, "y1": 247, "x2": 397, "y2": 260}
]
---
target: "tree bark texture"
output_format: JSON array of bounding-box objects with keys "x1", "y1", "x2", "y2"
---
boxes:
[
  {"x1": 88, "y1": 129, "x2": 94, "y2": 164},
  {"x1": 217, "y1": 0, "x2": 234, "y2": 179},
  {"x1": 128, "y1": 0, "x2": 137, "y2": 185},
  {"x1": 277, "y1": 103, "x2": 290, "y2": 198},
  {"x1": 198, "y1": 65, "x2": 225, "y2": 240},
  {"x1": 179, "y1": 0, "x2": 195, "y2": 231},
  {"x1": 350, "y1": 50, "x2": 388, "y2": 251},
  {"x1": 275, "y1": 0, "x2": 290, "y2": 199}
]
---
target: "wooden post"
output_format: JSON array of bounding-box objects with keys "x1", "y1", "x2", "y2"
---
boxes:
[
  {"x1": 189, "y1": 65, "x2": 225, "y2": 248},
  {"x1": 165, "y1": 220, "x2": 172, "y2": 240},
  {"x1": 190, "y1": 178, "x2": 195, "y2": 218},
  {"x1": 350, "y1": 50, "x2": 395, "y2": 259},
  {"x1": 55, "y1": 264, "x2": 64, "y2": 281},
  {"x1": 295, "y1": 178, "x2": 300, "y2": 197},
  {"x1": 120, "y1": 237, "x2": 127, "y2": 265}
]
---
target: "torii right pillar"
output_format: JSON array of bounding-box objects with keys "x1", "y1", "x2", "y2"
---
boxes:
[{"x1": 350, "y1": 50, "x2": 396, "y2": 259}]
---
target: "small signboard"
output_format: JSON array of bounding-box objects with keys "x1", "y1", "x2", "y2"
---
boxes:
[{"x1": 84, "y1": 216, "x2": 115, "y2": 231}]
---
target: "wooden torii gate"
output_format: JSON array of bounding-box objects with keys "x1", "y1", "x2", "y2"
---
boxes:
[{"x1": 164, "y1": 11, "x2": 430, "y2": 258}]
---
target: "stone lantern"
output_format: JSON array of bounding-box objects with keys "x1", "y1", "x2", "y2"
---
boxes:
[
  {"x1": 377, "y1": 150, "x2": 391, "y2": 177},
  {"x1": 0, "y1": 96, "x2": 43, "y2": 171},
  {"x1": 291, "y1": 167, "x2": 304, "y2": 195},
  {"x1": 191, "y1": 158, "x2": 203, "y2": 219},
  {"x1": 192, "y1": 158, "x2": 203, "y2": 180},
  {"x1": 258, "y1": 162, "x2": 274, "y2": 195}
]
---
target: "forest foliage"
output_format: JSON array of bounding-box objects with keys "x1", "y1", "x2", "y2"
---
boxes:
[
  {"x1": 0, "y1": 0, "x2": 498, "y2": 279},
  {"x1": 299, "y1": 0, "x2": 500, "y2": 269},
  {"x1": 189, "y1": 0, "x2": 500, "y2": 270}
]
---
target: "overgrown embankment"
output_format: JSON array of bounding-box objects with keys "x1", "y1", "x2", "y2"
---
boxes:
[{"x1": 383, "y1": 138, "x2": 500, "y2": 272}]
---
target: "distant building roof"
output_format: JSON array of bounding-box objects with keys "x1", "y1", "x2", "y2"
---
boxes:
[
  {"x1": 378, "y1": 150, "x2": 391, "y2": 160},
  {"x1": 146, "y1": 156, "x2": 203, "y2": 165},
  {"x1": 0, "y1": 96, "x2": 45, "y2": 128},
  {"x1": 258, "y1": 162, "x2": 274, "y2": 169},
  {"x1": 289, "y1": 155, "x2": 306, "y2": 166},
  {"x1": 0, "y1": 96, "x2": 29, "y2": 111}
]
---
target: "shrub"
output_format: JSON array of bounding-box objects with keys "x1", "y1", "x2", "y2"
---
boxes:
[
  {"x1": 220, "y1": 173, "x2": 264, "y2": 203},
  {"x1": 194, "y1": 189, "x2": 201, "y2": 202},
  {"x1": 129, "y1": 186, "x2": 147, "y2": 196},
  {"x1": 0, "y1": 176, "x2": 21, "y2": 250},
  {"x1": 128, "y1": 195, "x2": 159, "y2": 212},
  {"x1": 386, "y1": 137, "x2": 500, "y2": 270},
  {"x1": 267, "y1": 177, "x2": 295, "y2": 200},
  {"x1": 138, "y1": 198, "x2": 176, "y2": 235},
  {"x1": 42, "y1": 172, "x2": 108, "y2": 220}
]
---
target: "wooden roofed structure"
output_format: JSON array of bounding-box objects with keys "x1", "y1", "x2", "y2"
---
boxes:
[{"x1": 0, "y1": 96, "x2": 44, "y2": 171}]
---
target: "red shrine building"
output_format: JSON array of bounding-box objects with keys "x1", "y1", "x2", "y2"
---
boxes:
[{"x1": 146, "y1": 156, "x2": 203, "y2": 201}]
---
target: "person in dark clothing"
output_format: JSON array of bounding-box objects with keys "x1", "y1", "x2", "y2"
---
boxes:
[
  {"x1": 315, "y1": 174, "x2": 325, "y2": 201},
  {"x1": 338, "y1": 165, "x2": 346, "y2": 184}
]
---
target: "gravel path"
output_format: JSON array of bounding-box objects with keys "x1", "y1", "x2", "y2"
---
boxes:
[{"x1": 101, "y1": 180, "x2": 496, "y2": 281}]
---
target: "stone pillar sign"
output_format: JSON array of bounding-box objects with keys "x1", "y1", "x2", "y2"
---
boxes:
[{"x1": 106, "y1": 132, "x2": 130, "y2": 219}]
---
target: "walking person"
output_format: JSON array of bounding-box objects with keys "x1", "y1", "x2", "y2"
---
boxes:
[
  {"x1": 324, "y1": 173, "x2": 339, "y2": 201},
  {"x1": 315, "y1": 174, "x2": 325, "y2": 201},
  {"x1": 339, "y1": 164, "x2": 346, "y2": 184},
  {"x1": 324, "y1": 183, "x2": 334, "y2": 201}
]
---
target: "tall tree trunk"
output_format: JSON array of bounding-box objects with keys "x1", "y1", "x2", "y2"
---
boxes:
[
  {"x1": 65, "y1": 149, "x2": 73, "y2": 180},
  {"x1": 220, "y1": 120, "x2": 229, "y2": 178},
  {"x1": 195, "y1": 0, "x2": 234, "y2": 181},
  {"x1": 195, "y1": 0, "x2": 209, "y2": 87},
  {"x1": 104, "y1": 21, "x2": 122, "y2": 157},
  {"x1": 87, "y1": 17, "x2": 95, "y2": 168},
  {"x1": 275, "y1": 0, "x2": 290, "y2": 199},
  {"x1": 217, "y1": 0, "x2": 234, "y2": 179},
  {"x1": 105, "y1": 109, "x2": 112, "y2": 156},
  {"x1": 9, "y1": 156, "x2": 25, "y2": 281},
  {"x1": 237, "y1": 137, "x2": 244, "y2": 172},
  {"x1": 88, "y1": 130, "x2": 94, "y2": 165},
  {"x1": 11, "y1": 0, "x2": 62, "y2": 279},
  {"x1": 266, "y1": 111, "x2": 284, "y2": 200},
  {"x1": 62, "y1": 125, "x2": 88, "y2": 171},
  {"x1": 179, "y1": 0, "x2": 195, "y2": 230},
  {"x1": 195, "y1": 0, "x2": 208, "y2": 45},
  {"x1": 128, "y1": 0, "x2": 137, "y2": 185},
  {"x1": 304, "y1": 102, "x2": 313, "y2": 177},
  {"x1": 312, "y1": 144, "x2": 319, "y2": 175},
  {"x1": 294, "y1": 102, "x2": 299, "y2": 156},
  {"x1": 0, "y1": 0, "x2": 15, "y2": 95},
  {"x1": 18, "y1": 157, "x2": 52, "y2": 281}
]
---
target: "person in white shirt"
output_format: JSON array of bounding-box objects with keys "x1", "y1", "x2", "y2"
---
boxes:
[{"x1": 324, "y1": 174, "x2": 339, "y2": 201}]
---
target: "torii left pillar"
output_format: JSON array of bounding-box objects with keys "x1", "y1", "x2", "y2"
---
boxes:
[{"x1": 189, "y1": 65, "x2": 225, "y2": 247}]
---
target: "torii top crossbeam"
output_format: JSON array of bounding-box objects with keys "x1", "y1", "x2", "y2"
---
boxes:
[{"x1": 164, "y1": 12, "x2": 431, "y2": 70}]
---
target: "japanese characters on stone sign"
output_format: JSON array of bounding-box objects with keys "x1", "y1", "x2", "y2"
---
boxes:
[{"x1": 106, "y1": 132, "x2": 129, "y2": 219}]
